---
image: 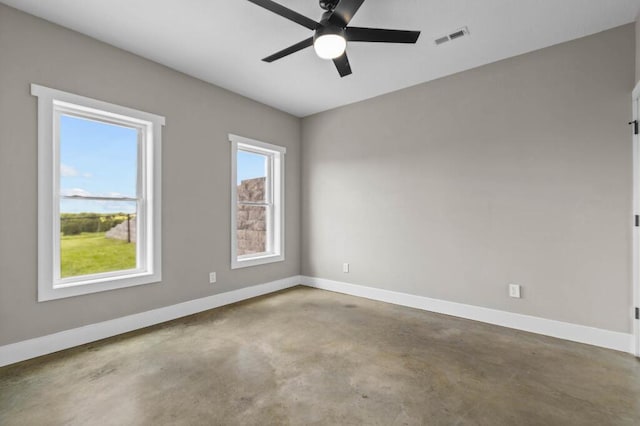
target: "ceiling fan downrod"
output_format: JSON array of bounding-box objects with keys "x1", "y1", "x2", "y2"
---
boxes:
[{"x1": 319, "y1": 0, "x2": 340, "y2": 12}]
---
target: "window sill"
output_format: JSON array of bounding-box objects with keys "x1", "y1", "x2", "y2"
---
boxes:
[
  {"x1": 231, "y1": 253, "x2": 285, "y2": 269},
  {"x1": 39, "y1": 271, "x2": 161, "y2": 302}
]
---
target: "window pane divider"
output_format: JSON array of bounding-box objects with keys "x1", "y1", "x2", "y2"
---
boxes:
[
  {"x1": 238, "y1": 201, "x2": 271, "y2": 206},
  {"x1": 61, "y1": 195, "x2": 138, "y2": 202}
]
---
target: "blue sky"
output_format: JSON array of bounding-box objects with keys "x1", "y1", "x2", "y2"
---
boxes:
[
  {"x1": 59, "y1": 115, "x2": 267, "y2": 214},
  {"x1": 59, "y1": 115, "x2": 137, "y2": 214},
  {"x1": 237, "y1": 150, "x2": 266, "y2": 184}
]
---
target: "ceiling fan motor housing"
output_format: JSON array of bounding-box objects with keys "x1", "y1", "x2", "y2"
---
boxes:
[{"x1": 315, "y1": 11, "x2": 346, "y2": 41}]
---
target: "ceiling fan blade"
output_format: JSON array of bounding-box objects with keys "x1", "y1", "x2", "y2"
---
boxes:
[
  {"x1": 333, "y1": 52, "x2": 352, "y2": 77},
  {"x1": 262, "y1": 37, "x2": 314, "y2": 62},
  {"x1": 328, "y1": 0, "x2": 365, "y2": 27},
  {"x1": 248, "y1": 0, "x2": 318, "y2": 30},
  {"x1": 346, "y1": 27, "x2": 421, "y2": 43}
]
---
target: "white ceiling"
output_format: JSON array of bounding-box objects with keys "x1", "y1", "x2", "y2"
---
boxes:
[{"x1": 3, "y1": 0, "x2": 640, "y2": 117}]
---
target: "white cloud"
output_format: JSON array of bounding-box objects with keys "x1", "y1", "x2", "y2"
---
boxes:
[
  {"x1": 61, "y1": 188, "x2": 93, "y2": 197},
  {"x1": 82, "y1": 172, "x2": 93, "y2": 178},
  {"x1": 60, "y1": 164, "x2": 78, "y2": 177},
  {"x1": 59, "y1": 188, "x2": 136, "y2": 213}
]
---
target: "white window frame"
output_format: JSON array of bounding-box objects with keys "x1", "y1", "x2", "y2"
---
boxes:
[
  {"x1": 230, "y1": 134, "x2": 285, "y2": 269},
  {"x1": 632, "y1": 81, "x2": 640, "y2": 357},
  {"x1": 32, "y1": 84, "x2": 164, "y2": 301}
]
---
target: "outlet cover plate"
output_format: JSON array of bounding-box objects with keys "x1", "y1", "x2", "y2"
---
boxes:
[{"x1": 509, "y1": 284, "x2": 521, "y2": 298}]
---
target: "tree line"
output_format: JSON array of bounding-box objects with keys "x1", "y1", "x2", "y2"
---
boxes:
[{"x1": 60, "y1": 213, "x2": 132, "y2": 236}]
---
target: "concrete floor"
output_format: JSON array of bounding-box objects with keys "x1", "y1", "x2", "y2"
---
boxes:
[{"x1": 1, "y1": 286, "x2": 639, "y2": 425}]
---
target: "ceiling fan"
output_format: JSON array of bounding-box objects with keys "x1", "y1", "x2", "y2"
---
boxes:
[{"x1": 248, "y1": 0, "x2": 421, "y2": 77}]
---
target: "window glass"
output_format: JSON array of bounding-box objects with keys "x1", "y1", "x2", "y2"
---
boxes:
[
  {"x1": 59, "y1": 202, "x2": 137, "y2": 278},
  {"x1": 59, "y1": 115, "x2": 138, "y2": 198},
  {"x1": 237, "y1": 150, "x2": 267, "y2": 202},
  {"x1": 237, "y1": 150, "x2": 269, "y2": 257},
  {"x1": 229, "y1": 134, "x2": 285, "y2": 269},
  {"x1": 59, "y1": 115, "x2": 139, "y2": 279}
]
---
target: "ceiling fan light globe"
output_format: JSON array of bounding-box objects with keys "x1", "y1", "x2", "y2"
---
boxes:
[{"x1": 313, "y1": 34, "x2": 346, "y2": 59}]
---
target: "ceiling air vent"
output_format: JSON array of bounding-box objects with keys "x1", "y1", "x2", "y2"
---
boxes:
[{"x1": 434, "y1": 27, "x2": 470, "y2": 45}]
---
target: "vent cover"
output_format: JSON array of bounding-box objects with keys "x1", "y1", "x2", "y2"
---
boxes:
[
  {"x1": 434, "y1": 36, "x2": 450, "y2": 45},
  {"x1": 434, "y1": 27, "x2": 469, "y2": 45}
]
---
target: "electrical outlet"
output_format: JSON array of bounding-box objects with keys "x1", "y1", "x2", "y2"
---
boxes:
[
  {"x1": 343, "y1": 263, "x2": 349, "y2": 273},
  {"x1": 209, "y1": 272, "x2": 217, "y2": 284},
  {"x1": 509, "y1": 284, "x2": 521, "y2": 298}
]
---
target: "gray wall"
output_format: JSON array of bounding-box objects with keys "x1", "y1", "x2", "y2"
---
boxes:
[
  {"x1": 0, "y1": 4, "x2": 301, "y2": 346},
  {"x1": 302, "y1": 24, "x2": 635, "y2": 333},
  {"x1": 636, "y1": 17, "x2": 640, "y2": 83},
  {"x1": 0, "y1": 3, "x2": 635, "y2": 346}
]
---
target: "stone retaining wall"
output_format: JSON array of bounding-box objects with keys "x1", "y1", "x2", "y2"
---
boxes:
[
  {"x1": 237, "y1": 177, "x2": 266, "y2": 255},
  {"x1": 105, "y1": 217, "x2": 136, "y2": 243}
]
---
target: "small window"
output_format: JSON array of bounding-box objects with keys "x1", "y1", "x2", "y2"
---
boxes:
[
  {"x1": 230, "y1": 134, "x2": 285, "y2": 269},
  {"x1": 32, "y1": 85, "x2": 164, "y2": 301}
]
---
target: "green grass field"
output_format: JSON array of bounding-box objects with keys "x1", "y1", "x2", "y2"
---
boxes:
[{"x1": 60, "y1": 232, "x2": 136, "y2": 278}]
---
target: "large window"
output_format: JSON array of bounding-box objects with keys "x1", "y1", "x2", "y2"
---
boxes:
[
  {"x1": 32, "y1": 85, "x2": 164, "y2": 301},
  {"x1": 230, "y1": 134, "x2": 285, "y2": 269}
]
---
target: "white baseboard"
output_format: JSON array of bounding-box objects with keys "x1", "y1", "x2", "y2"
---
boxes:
[
  {"x1": 301, "y1": 276, "x2": 634, "y2": 354},
  {"x1": 1, "y1": 274, "x2": 633, "y2": 367},
  {"x1": 0, "y1": 275, "x2": 301, "y2": 367}
]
